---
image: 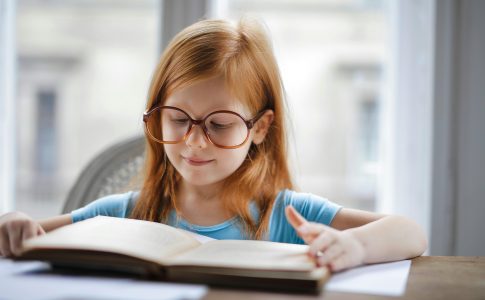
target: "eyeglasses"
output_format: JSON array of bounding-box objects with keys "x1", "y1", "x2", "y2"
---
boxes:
[{"x1": 143, "y1": 106, "x2": 268, "y2": 149}]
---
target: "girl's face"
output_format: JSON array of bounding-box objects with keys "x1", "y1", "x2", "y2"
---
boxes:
[{"x1": 163, "y1": 76, "x2": 271, "y2": 187}]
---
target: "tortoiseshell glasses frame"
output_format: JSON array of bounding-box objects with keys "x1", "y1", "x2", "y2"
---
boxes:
[{"x1": 143, "y1": 105, "x2": 269, "y2": 149}]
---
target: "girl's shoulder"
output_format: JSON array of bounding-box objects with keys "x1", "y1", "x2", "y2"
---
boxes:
[{"x1": 271, "y1": 189, "x2": 342, "y2": 224}]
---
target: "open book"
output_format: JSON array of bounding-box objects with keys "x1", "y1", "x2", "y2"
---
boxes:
[{"x1": 18, "y1": 216, "x2": 329, "y2": 293}]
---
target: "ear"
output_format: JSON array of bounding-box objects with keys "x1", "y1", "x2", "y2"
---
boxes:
[{"x1": 252, "y1": 110, "x2": 274, "y2": 145}]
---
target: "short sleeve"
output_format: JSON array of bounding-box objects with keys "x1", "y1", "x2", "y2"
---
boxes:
[
  {"x1": 268, "y1": 189, "x2": 342, "y2": 244},
  {"x1": 70, "y1": 191, "x2": 137, "y2": 223}
]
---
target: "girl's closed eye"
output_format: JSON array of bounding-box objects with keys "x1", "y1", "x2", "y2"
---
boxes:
[
  {"x1": 209, "y1": 121, "x2": 234, "y2": 130},
  {"x1": 171, "y1": 117, "x2": 190, "y2": 125}
]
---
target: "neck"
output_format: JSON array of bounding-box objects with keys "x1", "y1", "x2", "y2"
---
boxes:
[
  {"x1": 177, "y1": 179, "x2": 224, "y2": 204},
  {"x1": 176, "y1": 179, "x2": 233, "y2": 225}
]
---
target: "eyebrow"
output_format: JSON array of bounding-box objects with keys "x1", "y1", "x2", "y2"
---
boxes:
[{"x1": 165, "y1": 104, "x2": 247, "y2": 118}]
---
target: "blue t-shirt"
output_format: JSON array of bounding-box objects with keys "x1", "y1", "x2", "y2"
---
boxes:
[{"x1": 71, "y1": 189, "x2": 341, "y2": 244}]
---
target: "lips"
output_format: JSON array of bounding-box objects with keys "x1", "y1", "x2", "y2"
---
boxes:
[{"x1": 182, "y1": 156, "x2": 214, "y2": 166}]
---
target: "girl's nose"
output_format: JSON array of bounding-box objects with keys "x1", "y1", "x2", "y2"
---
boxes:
[{"x1": 185, "y1": 125, "x2": 209, "y2": 149}]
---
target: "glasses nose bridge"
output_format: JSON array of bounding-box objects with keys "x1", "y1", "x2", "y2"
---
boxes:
[
  {"x1": 191, "y1": 119, "x2": 204, "y2": 126},
  {"x1": 188, "y1": 118, "x2": 206, "y2": 132},
  {"x1": 185, "y1": 118, "x2": 209, "y2": 142}
]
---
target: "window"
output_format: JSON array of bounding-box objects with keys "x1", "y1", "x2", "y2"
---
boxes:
[
  {"x1": 211, "y1": 0, "x2": 389, "y2": 210},
  {"x1": 35, "y1": 89, "x2": 58, "y2": 176},
  {"x1": 15, "y1": 0, "x2": 159, "y2": 218}
]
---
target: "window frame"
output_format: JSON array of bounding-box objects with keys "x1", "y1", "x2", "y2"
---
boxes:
[{"x1": 0, "y1": 0, "x2": 17, "y2": 214}]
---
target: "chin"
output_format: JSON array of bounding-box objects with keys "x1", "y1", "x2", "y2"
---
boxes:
[
  {"x1": 184, "y1": 177, "x2": 213, "y2": 186},
  {"x1": 179, "y1": 171, "x2": 222, "y2": 186}
]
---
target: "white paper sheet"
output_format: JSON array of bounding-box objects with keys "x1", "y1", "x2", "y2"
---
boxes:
[
  {"x1": 326, "y1": 260, "x2": 411, "y2": 296},
  {"x1": 1, "y1": 258, "x2": 411, "y2": 298},
  {"x1": 0, "y1": 258, "x2": 208, "y2": 300}
]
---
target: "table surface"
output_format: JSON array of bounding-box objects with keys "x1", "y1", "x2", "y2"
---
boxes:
[{"x1": 203, "y1": 256, "x2": 485, "y2": 300}]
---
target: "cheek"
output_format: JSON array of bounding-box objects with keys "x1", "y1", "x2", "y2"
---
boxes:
[
  {"x1": 164, "y1": 145, "x2": 174, "y2": 158},
  {"x1": 164, "y1": 145, "x2": 181, "y2": 165},
  {"x1": 216, "y1": 145, "x2": 250, "y2": 173}
]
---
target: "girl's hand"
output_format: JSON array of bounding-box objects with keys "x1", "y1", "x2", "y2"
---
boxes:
[
  {"x1": 285, "y1": 205, "x2": 366, "y2": 272},
  {"x1": 0, "y1": 212, "x2": 45, "y2": 257}
]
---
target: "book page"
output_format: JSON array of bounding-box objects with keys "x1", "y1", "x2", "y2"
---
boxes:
[
  {"x1": 168, "y1": 240, "x2": 316, "y2": 271},
  {"x1": 22, "y1": 216, "x2": 200, "y2": 265}
]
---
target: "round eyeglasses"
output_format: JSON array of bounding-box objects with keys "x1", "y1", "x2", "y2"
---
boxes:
[{"x1": 143, "y1": 106, "x2": 268, "y2": 149}]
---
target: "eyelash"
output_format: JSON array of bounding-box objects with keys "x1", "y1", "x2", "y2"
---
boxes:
[
  {"x1": 171, "y1": 118, "x2": 189, "y2": 124},
  {"x1": 209, "y1": 122, "x2": 232, "y2": 129}
]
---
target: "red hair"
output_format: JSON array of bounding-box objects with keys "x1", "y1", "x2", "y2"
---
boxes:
[{"x1": 130, "y1": 19, "x2": 293, "y2": 239}]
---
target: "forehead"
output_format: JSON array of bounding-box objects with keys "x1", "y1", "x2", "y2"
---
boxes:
[{"x1": 164, "y1": 76, "x2": 249, "y2": 118}]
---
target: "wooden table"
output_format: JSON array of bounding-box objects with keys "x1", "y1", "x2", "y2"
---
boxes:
[{"x1": 204, "y1": 256, "x2": 485, "y2": 300}]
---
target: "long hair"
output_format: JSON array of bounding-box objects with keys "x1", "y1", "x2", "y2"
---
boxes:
[{"x1": 130, "y1": 19, "x2": 293, "y2": 239}]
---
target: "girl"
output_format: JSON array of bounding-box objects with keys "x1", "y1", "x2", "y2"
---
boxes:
[{"x1": 0, "y1": 19, "x2": 427, "y2": 272}]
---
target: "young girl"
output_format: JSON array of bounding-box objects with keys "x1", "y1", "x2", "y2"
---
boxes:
[{"x1": 0, "y1": 19, "x2": 427, "y2": 272}]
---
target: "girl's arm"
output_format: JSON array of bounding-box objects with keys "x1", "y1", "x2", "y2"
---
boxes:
[
  {"x1": 39, "y1": 214, "x2": 72, "y2": 232},
  {"x1": 285, "y1": 206, "x2": 427, "y2": 272},
  {"x1": 0, "y1": 212, "x2": 72, "y2": 257},
  {"x1": 333, "y1": 208, "x2": 427, "y2": 263}
]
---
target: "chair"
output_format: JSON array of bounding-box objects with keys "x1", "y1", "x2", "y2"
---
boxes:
[{"x1": 62, "y1": 135, "x2": 146, "y2": 213}]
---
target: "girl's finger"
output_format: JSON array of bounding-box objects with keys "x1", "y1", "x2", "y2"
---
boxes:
[
  {"x1": 0, "y1": 226, "x2": 12, "y2": 257},
  {"x1": 285, "y1": 205, "x2": 308, "y2": 230},
  {"x1": 317, "y1": 243, "x2": 343, "y2": 266},
  {"x1": 297, "y1": 222, "x2": 329, "y2": 237},
  {"x1": 328, "y1": 254, "x2": 351, "y2": 272},
  {"x1": 9, "y1": 225, "x2": 22, "y2": 256},
  {"x1": 21, "y1": 222, "x2": 37, "y2": 241},
  {"x1": 36, "y1": 224, "x2": 46, "y2": 235},
  {"x1": 308, "y1": 231, "x2": 336, "y2": 256},
  {"x1": 294, "y1": 223, "x2": 327, "y2": 244},
  {"x1": 297, "y1": 222, "x2": 332, "y2": 235}
]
